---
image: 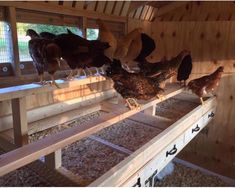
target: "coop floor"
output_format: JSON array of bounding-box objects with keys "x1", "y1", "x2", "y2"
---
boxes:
[{"x1": 155, "y1": 162, "x2": 230, "y2": 187}]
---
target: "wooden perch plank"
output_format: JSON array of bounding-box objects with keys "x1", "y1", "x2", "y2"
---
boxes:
[
  {"x1": 0, "y1": 76, "x2": 106, "y2": 101},
  {"x1": 128, "y1": 113, "x2": 172, "y2": 130},
  {"x1": 0, "y1": 84, "x2": 183, "y2": 176},
  {"x1": 89, "y1": 135, "x2": 133, "y2": 155}
]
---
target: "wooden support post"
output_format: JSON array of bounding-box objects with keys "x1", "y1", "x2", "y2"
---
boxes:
[
  {"x1": 6, "y1": 6, "x2": 21, "y2": 77},
  {"x1": 45, "y1": 149, "x2": 62, "y2": 169},
  {"x1": 11, "y1": 97, "x2": 28, "y2": 147},
  {"x1": 143, "y1": 104, "x2": 156, "y2": 116},
  {"x1": 82, "y1": 17, "x2": 87, "y2": 38}
]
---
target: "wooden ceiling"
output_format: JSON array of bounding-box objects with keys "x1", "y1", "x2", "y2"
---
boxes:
[{"x1": 42, "y1": 1, "x2": 189, "y2": 22}]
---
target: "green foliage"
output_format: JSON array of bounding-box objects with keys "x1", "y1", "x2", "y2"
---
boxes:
[
  {"x1": 86, "y1": 28, "x2": 99, "y2": 40},
  {"x1": 17, "y1": 22, "x2": 82, "y2": 36}
]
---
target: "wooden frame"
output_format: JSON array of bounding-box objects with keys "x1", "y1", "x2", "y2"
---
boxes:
[
  {"x1": 0, "y1": 83, "x2": 184, "y2": 176},
  {"x1": 90, "y1": 97, "x2": 216, "y2": 186}
]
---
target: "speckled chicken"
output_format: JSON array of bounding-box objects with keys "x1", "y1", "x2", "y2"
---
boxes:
[
  {"x1": 106, "y1": 60, "x2": 164, "y2": 110},
  {"x1": 138, "y1": 50, "x2": 192, "y2": 88},
  {"x1": 26, "y1": 29, "x2": 61, "y2": 88},
  {"x1": 187, "y1": 66, "x2": 224, "y2": 104}
]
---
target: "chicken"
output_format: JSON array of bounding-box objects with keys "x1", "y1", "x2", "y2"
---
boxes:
[
  {"x1": 138, "y1": 50, "x2": 191, "y2": 88},
  {"x1": 122, "y1": 32, "x2": 156, "y2": 72},
  {"x1": 54, "y1": 32, "x2": 110, "y2": 79},
  {"x1": 187, "y1": 66, "x2": 224, "y2": 104},
  {"x1": 105, "y1": 59, "x2": 164, "y2": 110},
  {"x1": 97, "y1": 19, "x2": 117, "y2": 60},
  {"x1": 26, "y1": 29, "x2": 61, "y2": 88},
  {"x1": 26, "y1": 29, "x2": 39, "y2": 39},
  {"x1": 135, "y1": 33, "x2": 156, "y2": 62},
  {"x1": 39, "y1": 32, "x2": 56, "y2": 40},
  {"x1": 177, "y1": 52, "x2": 192, "y2": 86}
]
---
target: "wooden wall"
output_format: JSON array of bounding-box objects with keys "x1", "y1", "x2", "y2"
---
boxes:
[{"x1": 128, "y1": 18, "x2": 235, "y2": 178}]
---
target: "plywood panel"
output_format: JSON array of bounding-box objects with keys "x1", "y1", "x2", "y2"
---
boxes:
[{"x1": 159, "y1": 1, "x2": 235, "y2": 21}]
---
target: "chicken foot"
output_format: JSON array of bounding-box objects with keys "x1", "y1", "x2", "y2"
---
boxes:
[
  {"x1": 125, "y1": 98, "x2": 141, "y2": 110},
  {"x1": 50, "y1": 74, "x2": 60, "y2": 89},
  {"x1": 84, "y1": 68, "x2": 93, "y2": 77},
  {"x1": 67, "y1": 70, "x2": 76, "y2": 80}
]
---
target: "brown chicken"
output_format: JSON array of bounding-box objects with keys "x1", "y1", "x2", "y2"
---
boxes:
[
  {"x1": 26, "y1": 29, "x2": 61, "y2": 88},
  {"x1": 105, "y1": 60, "x2": 164, "y2": 110},
  {"x1": 187, "y1": 66, "x2": 224, "y2": 104}
]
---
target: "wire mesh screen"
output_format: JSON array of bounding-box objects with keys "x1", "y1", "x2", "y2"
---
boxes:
[
  {"x1": 0, "y1": 22, "x2": 12, "y2": 63},
  {"x1": 86, "y1": 28, "x2": 99, "y2": 40},
  {"x1": 17, "y1": 22, "x2": 83, "y2": 62}
]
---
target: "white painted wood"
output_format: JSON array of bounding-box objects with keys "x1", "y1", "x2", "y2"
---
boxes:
[
  {"x1": 121, "y1": 105, "x2": 216, "y2": 187},
  {"x1": 90, "y1": 97, "x2": 216, "y2": 186}
]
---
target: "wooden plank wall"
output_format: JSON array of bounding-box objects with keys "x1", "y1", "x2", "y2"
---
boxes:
[{"x1": 128, "y1": 16, "x2": 235, "y2": 178}]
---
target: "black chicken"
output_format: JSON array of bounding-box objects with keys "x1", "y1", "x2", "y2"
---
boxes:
[
  {"x1": 26, "y1": 29, "x2": 61, "y2": 88},
  {"x1": 39, "y1": 32, "x2": 57, "y2": 40},
  {"x1": 138, "y1": 50, "x2": 192, "y2": 88},
  {"x1": 26, "y1": 29, "x2": 39, "y2": 39},
  {"x1": 177, "y1": 53, "x2": 192, "y2": 86},
  {"x1": 105, "y1": 60, "x2": 164, "y2": 110},
  {"x1": 135, "y1": 33, "x2": 156, "y2": 62},
  {"x1": 54, "y1": 31, "x2": 110, "y2": 79}
]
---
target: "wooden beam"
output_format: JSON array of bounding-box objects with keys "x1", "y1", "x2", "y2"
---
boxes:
[
  {"x1": 82, "y1": 16, "x2": 87, "y2": 38},
  {"x1": 89, "y1": 135, "x2": 133, "y2": 155},
  {"x1": 0, "y1": 83, "x2": 183, "y2": 176},
  {"x1": 127, "y1": 1, "x2": 150, "y2": 16},
  {"x1": 0, "y1": 75, "x2": 107, "y2": 101},
  {"x1": 11, "y1": 97, "x2": 28, "y2": 147},
  {"x1": 0, "y1": 1, "x2": 126, "y2": 23},
  {"x1": 45, "y1": 149, "x2": 62, "y2": 169},
  {"x1": 155, "y1": 2, "x2": 189, "y2": 17},
  {"x1": 28, "y1": 103, "x2": 101, "y2": 135},
  {"x1": 6, "y1": 6, "x2": 21, "y2": 77},
  {"x1": 0, "y1": 89, "x2": 115, "y2": 133}
]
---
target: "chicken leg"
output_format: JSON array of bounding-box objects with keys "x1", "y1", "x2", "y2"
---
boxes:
[
  {"x1": 74, "y1": 68, "x2": 82, "y2": 78},
  {"x1": 125, "y1": 98, "x2": 141, "y2": 110},
  {"x1": 50, "y1": 74, "x2": 60, "y2": 89},
  {"x1": 39, "y1": 74, "x2": 46, "y2": 85},
  {"x1": 200, "y1": 97, "x2": 204, "y2": 105},
  {"x1": 67, "y1": 70, "x2": 75, "y2": 80}
]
